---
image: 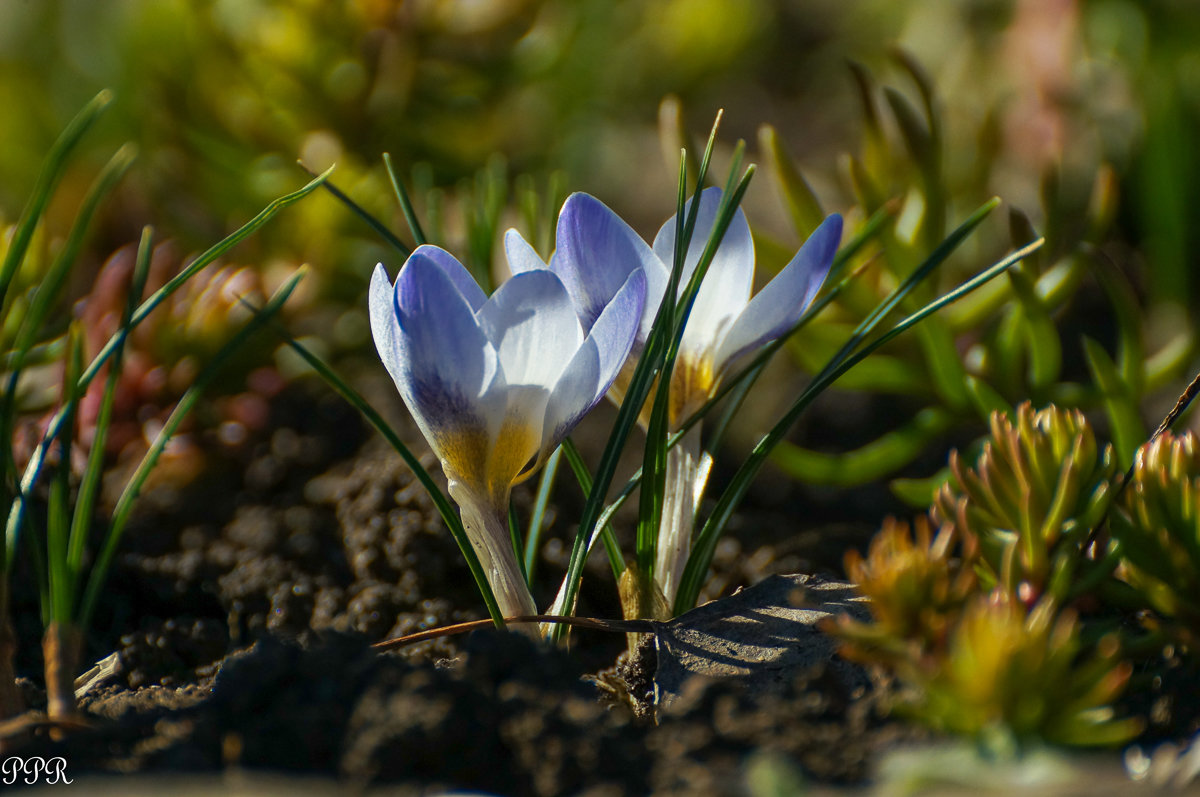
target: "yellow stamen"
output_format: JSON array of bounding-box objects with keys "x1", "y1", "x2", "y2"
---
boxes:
[{"x1": 436, "y1": 417, "x2": 541, "y2": 503}]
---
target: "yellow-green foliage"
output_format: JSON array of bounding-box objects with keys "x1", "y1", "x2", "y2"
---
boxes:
[
  {"x1": 932, "y1": 403, "x2": 1117, "y2": 598},
  {"x1": 1111, "y1": 430, "x2": 1200, "y2": 631},
  {"x1": 832, "y1": 403, "x2": 1140, "y2": 748},
  {"x1": 912, "y1": 595, "x2": 1140, "y2": 747},
  {"x1": 836, "y1": 516, "x2": 975, "y2": 659}
]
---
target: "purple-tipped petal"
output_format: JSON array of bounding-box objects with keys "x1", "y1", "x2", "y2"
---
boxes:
[
  {"x1": 714, "y1": 213, "x2": 842, "y2": 374},
  {"x1": 388, "y1": 250, "x2": 504, "y2": 451},
  {"x1": 653, "y1": 187, "x2": 754, "y2": 352},
  {"x1": 503, "y1": 228, "x2": 548, "y2": 276},
  {"x1": 477, "y1": 269, "x2": 583, "y2": 390},
  {"x1": 552, "y1": 192, "x2": 666, "y2": 333},
  {"x1": 411, "y1": 243, "x2": 488, "y2": 312},
  {"x1": 541, "y1": 268, "x2": 647, "y2": 456}
]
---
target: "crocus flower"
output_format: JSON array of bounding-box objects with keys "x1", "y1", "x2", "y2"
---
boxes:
[
  {"x1": 369, "y1": 245, "x2": 647, "y2": 619},
  {"x1": 508, "y1": 188, "x2": 842, "y2": 606}
]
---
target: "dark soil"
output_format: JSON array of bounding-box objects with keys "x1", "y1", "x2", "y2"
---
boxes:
[{"x1": 5, "y1": 379, "x2": 922, "y2": 792}]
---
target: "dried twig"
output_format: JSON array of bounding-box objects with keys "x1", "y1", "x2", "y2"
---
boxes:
[{"x1": 373, "y1": 614, "x2": 655, "y2": 652}]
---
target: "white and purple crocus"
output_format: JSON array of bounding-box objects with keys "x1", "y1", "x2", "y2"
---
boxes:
[
  {"x1": 515, "y1": 187, "x2": 843, "y2": 606},
  {"x1": 369, "y1": 246, "x2": 647, "y2": 619}
]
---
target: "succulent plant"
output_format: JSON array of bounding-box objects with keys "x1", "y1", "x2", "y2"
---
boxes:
[
  {"x1": 833, "y1": 515, "x2": 975, "y2": 662},
  {"x1": 1110, "y1": 430, "x2": 1200, "y2": 633},
  {"x1": 907, "y1": 593, "x2": 1140, "y2": 748},
  {"x1": 833, "y1": 401, "x2": 1142, "y2": 749},
  {"x1": 931, "y1": 403, "x2": 1118, "y2": 603}
]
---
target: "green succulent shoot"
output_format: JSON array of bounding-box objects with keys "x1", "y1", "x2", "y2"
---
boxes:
[
  {"x1": 932, "y1": 403, "x2": 1118, "y2": 602},
  {"x1": 1111, "y1": 430, "x2": 1200, "y2": 633},
  {"x1": 909, "y1": 593, "x2": 1141, "y2": 748},
  {"x1": 832, "y1": 515, "x2": 976, "y2": 663}
]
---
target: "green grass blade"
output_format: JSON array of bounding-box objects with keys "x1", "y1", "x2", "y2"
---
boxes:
[
  {"x1": 508, "y1": 501, "x2": 527, "y2": 584},
  {"x1": 68, "y1": 226, "x2": 154, "y2": 577},
  {"x1": 1, "y1": 143, "x2": 136, "y2": 457},
  {"x1": 1007, "y1": 263, "x2": 1061, "y2": 393},
  {"x1": 47, "y1": 326, "x2": 84, "y2": 625},
  {"x1": 6, "y1": 170, "x2": 333, "y2": 573},
  {"x1": 301, "y1": 162, "x2": 411, "y2": 257},
  {"x1": 560, "y1": 438, "x2": 624, "y2": 580},
  {"x1": 383, "y1": 153, "x2": 427, "y2": 247},
  {"x1": 523, "y1": 445, "x2": 561, "y2": 581},
  {"x1": 77, "y1": 271, "x2": 304, "y2": 628},
  {"x1": 835, "y1": 197, "x2": 1000, "y2": 366},
  {"x1": 0, "y1": 90, "x2": 112, "y2": 312},
  {"x1": 3, "y1": 142, "x2": 136, "y2": 569},
  {"x1": 256, "y1": 313, "x2": 505, "y2": 627},
  {"x1": 676, "y1": 111, "x2": 724, "y2": 259},
  {"x1": 635, "y1": 155, "x2": 689, "y2": 579},
  {"x1": 674, "y1": 236, "x2": 1044, "y2": 613}
]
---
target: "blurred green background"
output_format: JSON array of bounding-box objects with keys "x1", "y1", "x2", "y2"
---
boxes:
[
  {"x1": 3, "y1": 0, "x2": 1199, "y2": 476},
  {"x1": 3, "y1": 0, "x2": 1187, "y2": 291}
]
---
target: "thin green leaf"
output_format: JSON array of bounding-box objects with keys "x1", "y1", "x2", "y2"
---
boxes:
[
  {"x1": 964, "y1": 375, "x2": 1011, "y2": 422},
  {"x1": 508, "y1": 501, "x2": 527, "y2": 584},
  {"x1": 1007, "y1": 263, "x2": 1061, "y2": 393},
  {"x1": 68, "y1": 227, "x2": 153, "y2": 579},
  {"x1": 758, "y1": 123, "x2": 825, "y2": 239},
  {"x1": 914, "y1": 316, "x2": 970, "y2": 410},
  {"x1": 560, "y1": 439, "x2": 624, "y2": 580},
  {"x1": 47, "y1": 326, "x2": 85, "y2": 624},
  {"x1": 7, "y1": 170, "x2": 332, "y2": 572},
  {"x1": 0, "y1": 89, "x2": 112, "y2": 312},
  {"x1": 643, "y1": 147, "x2": 752, "y2": 579},
  {"x1": 657, "y1": 95, "x2": 700, "y2": 187},
  {"x1": 1081, "y1": 337, "x2": 1144, "y2": 469},
  {"x1": 382, "y1": 153, "x2": 427, "y2": 247},
  {"x1": 884, "y1": 87, "x2": 933, "y2": 171},
  {"x1": 769, "y1": 407, "x2": 953, "y2": 486},
  {"x1": 890, "y1": 467, "x2": 951, "y2": 508},
  {"x1": 1090, "y1": 250, "x2": 1145, "y2": 396},
  {"x1": 1008, "y1": 207, "x2": 1044, "y2": 274},
  {"x1": 523, "y1": 445, "x2": 562, "y2": 581},
  {"x1": 1144, "y1": 325, "x2": 1194, "y2": 394},
  {"x1": 2, "y1": 143, "x2": 136, "y2": 431},
  {"x1": 78, "y1": 271, "x2": 304, "y2": 628},
  {"x1": 635, "y1": 154, "x2": 688, "y2": 579},
  {"x1": 300, "y1": 162, "x2": 410, "y2": 257}
]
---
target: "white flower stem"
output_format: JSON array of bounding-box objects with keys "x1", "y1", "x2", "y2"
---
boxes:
[
  {"x1": 450, "y1": 483, "x2": 539, "y2": 623},
  {"x1": 655, "y1": 425, "x2": 706, "y2": 606}
]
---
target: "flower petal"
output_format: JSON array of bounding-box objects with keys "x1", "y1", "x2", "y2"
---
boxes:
[
  {"x1": 540, "y1": 268, "x2": 647, "y2": 461},
  {"x1": 368, "y1": 263, "x2": 404, "y2": 386},
  {"x1": 411, "y1": 243, "x2": 488, "y2": 311},
  {"x1": 551, "y1": 192, "x2": 667, "y2": 335},
  {"x1": 714, "y1": 213, "x2": 843, "y2": 374},
  {"x1": 653, "y1": 186, "x2": 755, "y2": 353},
  {"x1": 503, "y1": 228, "x2": 548, "y2": 276},
  {"x1": 476, "y1": 269, "x2": 583, "y2": 392},
  {"x1": 380, "y1": 250, "x2": 506, "y2": 480}
]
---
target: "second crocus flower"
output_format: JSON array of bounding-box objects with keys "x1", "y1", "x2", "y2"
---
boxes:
[{"x1": 509, "y1": 188, "x2": 842, "y2": 607}]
